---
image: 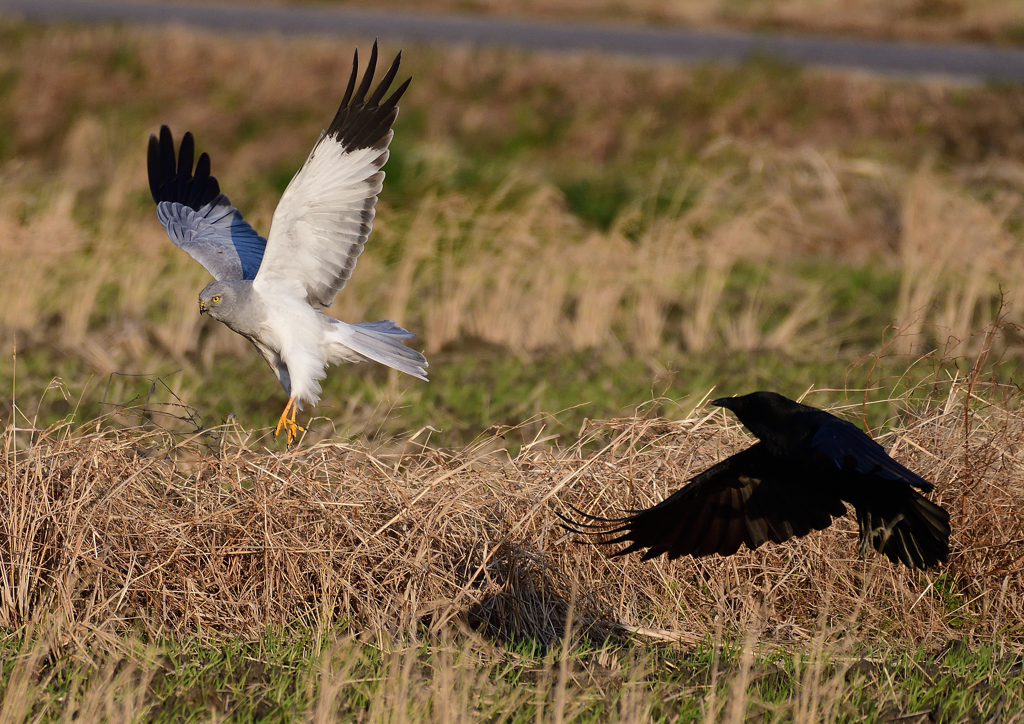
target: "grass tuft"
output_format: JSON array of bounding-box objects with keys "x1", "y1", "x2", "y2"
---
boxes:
[{"x1": 2, "y1": 371, "x2": 1024, "y2": 720}]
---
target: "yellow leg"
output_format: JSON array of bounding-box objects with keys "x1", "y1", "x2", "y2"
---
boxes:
[
  {"x1": 273, "y1": 396, "x2": 305, "y2": 445},
  {"x1": 274, "y1": 396, "x2": 294, "y2": 439},
  {"x1": 289, "y1": 401, "x2": 304, "y2": 442}
]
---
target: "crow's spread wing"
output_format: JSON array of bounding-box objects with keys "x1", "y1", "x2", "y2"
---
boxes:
[
  {"x1": 563, "y1": 443, "x2": 846, "y2": 561},
  {"x1": 253, "y1": 42, "x2": 410, "y2": 309},
  {"x1": 810, "y1": 417, "x2": 933, "y2": 491},
  {"x1": 148, "y1": 126, "x2": 267, "y2": 281},
  {"x1": 808, "y1": 413, "x2": 948, "y2": 567}
]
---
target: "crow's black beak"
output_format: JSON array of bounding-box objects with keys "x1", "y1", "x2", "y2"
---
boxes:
[{"x1": 711, "y1": 397, "x2": 735, "y2": 410}]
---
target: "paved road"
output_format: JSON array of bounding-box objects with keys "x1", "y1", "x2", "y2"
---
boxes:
[{"x1": 4, "y1": 0, "x2": 1024, "y2": 83}]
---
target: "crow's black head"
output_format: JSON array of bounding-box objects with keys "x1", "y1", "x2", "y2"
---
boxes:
[
  {"x1": 712, "y1": 390, "x2": 803, "y2": 416},
  {"x1": 712, "y1": 391, "x2": 821, "y2": 454}
]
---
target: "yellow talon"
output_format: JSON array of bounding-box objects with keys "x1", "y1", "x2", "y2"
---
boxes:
[
  {"x1": 274, "y1": 397, "x2": 293, "y2": 438},
  {"x1": 274, "y1": 396, "x2": 305, "y2": 445}
]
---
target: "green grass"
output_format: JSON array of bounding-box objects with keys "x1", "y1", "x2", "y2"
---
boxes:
[
  {"x1": 8, "y1": 331, "x2": 1021, "y2": 452},
  {"x1": 2, "y1": 625, "x2": 1020, "y2": 722},
  {"x1": 3, "y1": 24, "x2": 1023, "y2": 410},
  {"x1": 0, "y1": 333, "x2": 967, "y2": 446}
]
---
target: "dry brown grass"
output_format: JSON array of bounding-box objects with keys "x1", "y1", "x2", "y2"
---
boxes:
[
  {"x1": 5, "y1": 114, "x2": 1024, "y2": 370},
  {"x1": 3, "y1": 371, "x2": 1022, "y2": 651},
  {"x1": 3, "y1": 363, "x2": 1024, "y2": 717}
]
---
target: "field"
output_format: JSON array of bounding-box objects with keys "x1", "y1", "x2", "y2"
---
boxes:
[
  {"x1": 1, "y1": 14, "x2": 1024, "y2": 722},
  {"x1": 4, "y1": 377, "x2": 1024, "y2": 721}
]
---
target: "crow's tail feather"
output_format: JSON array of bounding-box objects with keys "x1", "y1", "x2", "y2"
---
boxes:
[{"x1": 856, "y1": 488, "x2": 950, "y2": 569}]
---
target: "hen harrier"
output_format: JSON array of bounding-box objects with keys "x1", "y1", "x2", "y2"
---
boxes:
[
  {"x1": 148, "y1": 43, "x2": 427, "y2": 444},
  {"x1": 563, "y1": 391, "x2": 950, "y2": 569}
]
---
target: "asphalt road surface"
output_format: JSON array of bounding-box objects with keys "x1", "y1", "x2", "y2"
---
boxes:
[{"x1": 3, "y1": 0, "x2": 1024, "y2": 82}]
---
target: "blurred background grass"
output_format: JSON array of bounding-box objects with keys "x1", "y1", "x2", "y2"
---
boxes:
[
  {"x1": 204, "y1": 0, "x2": 1024, "y2": 45},
  {"x1": 3, "y1": 19, "x2": 1024, "y2": 445}
]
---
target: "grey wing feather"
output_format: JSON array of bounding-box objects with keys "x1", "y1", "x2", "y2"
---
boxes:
[
  {"x1": 148, "y1": 125, "x2": 267, "y2": 281},
  {"x1": 155, "y1": 197, "x2": 266, "y2": 281}
]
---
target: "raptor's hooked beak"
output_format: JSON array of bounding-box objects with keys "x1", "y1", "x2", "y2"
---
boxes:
[{"x1": 199, "y1": 300, "x2": 207, "y2": 315}]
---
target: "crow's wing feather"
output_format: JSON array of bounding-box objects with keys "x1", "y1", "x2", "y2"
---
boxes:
[
  {"x1": 852, "y1": 479, "x2": 951, "y2": 569},
  {"x1": 563, "y1": 391, "x2": 948, "y2": 570},
  {"x1": 810, "y1": 418, "x2": 933, "y2": 491},
  {"x1": 570, "y1": 443, "x2": 845, "y2": 561}
]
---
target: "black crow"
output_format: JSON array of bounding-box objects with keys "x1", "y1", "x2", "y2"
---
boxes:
[{"x1": 563, "y1": 391, "x2": 950, "y2": 570}]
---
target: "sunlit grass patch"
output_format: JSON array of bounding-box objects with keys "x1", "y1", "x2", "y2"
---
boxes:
[
  {"x1": 4, "y1": 17, "x2": 1024, "y2": 724},
  {"x1": 3, "y1": 366, "x2": 1022, "y2": 639},
  {"x1": 2, "y1": 624, "x2": 1021, "y2": 723}
]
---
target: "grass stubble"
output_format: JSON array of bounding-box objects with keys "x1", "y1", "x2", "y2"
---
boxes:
[
  {"x1": 2, "y1": 364, "x2": 1024, "y2": 721},
  {"x1": 2, "y1": 19, "x2": 1024, "y2": 723}
]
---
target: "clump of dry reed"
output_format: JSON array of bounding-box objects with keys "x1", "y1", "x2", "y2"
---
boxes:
[{"x1": 3, "y1": 373, "x2": 1022, "y2": 650}]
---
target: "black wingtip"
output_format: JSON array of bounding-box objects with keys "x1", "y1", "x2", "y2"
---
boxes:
[
  {"x1": 560, "y1": 501, "x2": 635, "y2": 526},
  {"x1": 555, "y1": 508, "x2": 616, "y2": 532},
  {"x1": 159, "y1": 125, "x2": 176, "y2": 198},
  {"x1": 368, "y1": 48, "x2": 402, "y2": 108},
  {"x1": 325, "y1": 44, "x2": 410, "y2": 152},
  {"x1": 352, "y1": 40, "x2": 378, "y2": 106},
  {"x1": 147, "y1": 132, "x2": 161, "y2": 202},
  {"x1": 387, "y1": 75, "x2": 412, "y2": 110},
  {"x1": 339, "y1": 47, "x2": 359, "y2": 111},
  {"x1": 177, "y1": 131, "x2": 195, "y2": 199},
  {"x1": 147, "y1": 125, "x2": 221, "y2": 210}
]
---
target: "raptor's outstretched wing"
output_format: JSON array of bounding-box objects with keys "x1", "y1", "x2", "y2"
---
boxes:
[
  {"x1": 148, "y1": 126, "x2": 267, "y2": 281},
  {"x1": 254, "y1": 41, "x2": 410, "y2": 309}
]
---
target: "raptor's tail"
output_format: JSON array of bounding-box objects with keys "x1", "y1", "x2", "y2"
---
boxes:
[
  {"x1": 856, "y1": 487, "x2": 950, "y2": 570},
  {"x1": 333, "y1": 319, "x2": 429, "y2": 381}
]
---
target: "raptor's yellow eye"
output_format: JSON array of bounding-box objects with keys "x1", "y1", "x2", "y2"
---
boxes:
[{"x1": 212, "y1": 296, "x2": 221, "y2": 303}]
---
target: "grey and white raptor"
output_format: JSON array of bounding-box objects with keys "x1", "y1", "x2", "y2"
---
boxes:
[{"x1": 148, "y1": 43, "x2": 427, "y2": 443}]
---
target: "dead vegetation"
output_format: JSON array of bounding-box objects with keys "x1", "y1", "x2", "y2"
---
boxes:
[{"x1": 3, "y1": 371, "x2": 1022, "y2": 652}]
